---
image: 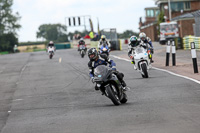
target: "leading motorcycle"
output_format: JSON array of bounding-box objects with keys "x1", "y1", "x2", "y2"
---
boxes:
[
  {"x1": 48, "y1": 46, "x2": 55, "y2": 59},
  {"x1": 93, "y1": 65, "x2": 128, "y2": 105}
]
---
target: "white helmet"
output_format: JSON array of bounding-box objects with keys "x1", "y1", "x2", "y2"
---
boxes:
[
  {"x1": 80, "y1": 38, "x2": 84, "y2": 41},
  {"x1": 139, "y1": 32, "x2": 146, "y2": 41},
  {"x1": 49, "y1": 41, "x2": 54, "y2": 44}
]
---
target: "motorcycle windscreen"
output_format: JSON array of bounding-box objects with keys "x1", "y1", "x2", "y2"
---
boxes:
[
  {"x1": 80, "y1": 45, "x2": 85, "y2": 49},
  {"x1": 135, "y1": 47, "x2": 144, "y2": 54},
  {"x1": 94, "y1": 65, "x2": 110, "y2": 81}
]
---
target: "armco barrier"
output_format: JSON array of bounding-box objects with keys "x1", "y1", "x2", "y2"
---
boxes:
[
  {"x1": 55, "y1": 43, "x2": 71, "y2": 50},
  {"x1": 183, "y1": 36, "x2": 200, "y2": 50}
]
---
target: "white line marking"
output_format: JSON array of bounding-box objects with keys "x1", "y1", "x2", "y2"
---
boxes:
[
  {"x1": 8, "y1": 111, "x2": 11, "y2": 113},
  {"x1": 111, "y1": 55, "x2": 200, "y2": 85},
  {"x1": 59, "y1": 58, "x2": 62, "y2": 63},
  {"x1": 13, "y1": 99, "x2": 23, "y2": 102}
]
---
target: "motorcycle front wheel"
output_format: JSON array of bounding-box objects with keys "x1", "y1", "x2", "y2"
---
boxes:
[
  {"x1": 49, "y1": 54, "x2": 53, "y2": 59},
  {"x1": 105, "y1": 84, "x2": 121, "y2": 106},
  {"x1": 141, "y1": 63, "x2": 148, "y2": 78}
]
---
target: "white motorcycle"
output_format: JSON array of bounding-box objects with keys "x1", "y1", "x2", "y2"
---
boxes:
[
  {"x1": 48, "y1": 46, "x2": 55, "y2": 59},
  {"x1": 131, "y1": 44, "x2": 151, "y2": 78}
]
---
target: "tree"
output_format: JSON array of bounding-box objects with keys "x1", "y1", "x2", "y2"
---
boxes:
[
  {"x1": 157, "y1": 11, "x2": 165, "y2": 35},
  {"x1": 0, "y1": 0, "x2": 21, "y2": 35},
  {"x1": 0, "y1": 33, "x2": 18, "y2": 52},
  {"x1": 36, "y1": 24, "x2": 68, "y2": 42},
  {"x1": 0, "y1": 0, "x2": 21, "y2": 52}
]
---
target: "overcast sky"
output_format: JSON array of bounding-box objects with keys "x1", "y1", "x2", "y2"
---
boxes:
[{"x1": 12, "y1": 0, "x2": 156, "y2": 42}]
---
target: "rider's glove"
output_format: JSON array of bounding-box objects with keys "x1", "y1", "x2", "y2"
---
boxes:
[
  {"x1": 150, "y1": 48, "x2": 154, "y2": 54},
  {"x1": 112, "y1": 66, "x2": 116, "y2": 71}
]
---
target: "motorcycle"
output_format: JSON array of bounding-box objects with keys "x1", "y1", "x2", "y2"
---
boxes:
[
  {"x1": 93, "y1": 65, "x2": 128, "y2": 105},
  {"x1": 99, "y1": 45, "x2": 110, "y2": 57},
  {"x1": 79, "y1": 45, "x2": 86, "y2": 58},
  {"x1": 48, "y1": 46, "x2": 55, "y2": 59},
  {"x1": 131, "y1": 44, "x2": 151, "y2": 78}
]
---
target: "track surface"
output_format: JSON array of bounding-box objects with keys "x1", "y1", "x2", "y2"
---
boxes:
[{"x1": 0, "y1": 49, "x2": 200, "y2": 133}]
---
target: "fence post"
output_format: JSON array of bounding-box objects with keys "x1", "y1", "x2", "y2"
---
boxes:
[
  {"x1": 191, "y1": 42, "x2": 198, "y2": 73},
  {"x1": 166, "y1": 40, "x2": 171, "y2": 66},
  {"x1": 172, "y1": 40, "x2": 176, "y2": 66}
]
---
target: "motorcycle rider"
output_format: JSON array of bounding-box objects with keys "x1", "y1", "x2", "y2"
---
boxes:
[
  {"x1": 88, "y1": 48, "x2": 129, "y2": 91},
  {"x1": 128, "y1": 36, "x2": 150, "y2": 69},
  {"x1": 47, "y1": 41, "x2": 56, "y2": 52},
  {"x1": 139, "y1": 32, "x2": 154, "y2": 63},
  {"x1": 78, "y1": 38, "x2": 87, "y2": 52},
  {"x1": 98, "y1": 35, "x2": 111, "y2": 50}
]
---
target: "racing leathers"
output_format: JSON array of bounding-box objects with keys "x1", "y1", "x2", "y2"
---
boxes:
[
  {"x1": 78, "y1": 40, "x2": 87, "y2": 52},
  {"x1": 98, "y1": 39, "x2": 111, "y2": 50},
  {"x1": 128, "y1": 40, "x2": 151, "y2": 65},
  {"x1": 142, "y1": 37, "x2": 154, "y2": 62},
  {"x1": 88, "y1": 54, "x2": 127, "y2": 91}
]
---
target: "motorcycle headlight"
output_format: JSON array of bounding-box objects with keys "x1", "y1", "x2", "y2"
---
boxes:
[
  {"x1": 97, "y1": 84, "x2": 101, "y2": 87},
  {"x1": 103, "y1": 48, "x2": 107, "y2": 51}
]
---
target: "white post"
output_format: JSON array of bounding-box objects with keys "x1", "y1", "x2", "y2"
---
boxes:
[
  {"x1": 191, "y1": 42, "x2": 198, "y2": 73},
  {"x1": 166, "y1": 40, "x2": 171, "y2": 66},
  {"x1": 172, "y1": 41, "x2": 176, "y2": 66}
]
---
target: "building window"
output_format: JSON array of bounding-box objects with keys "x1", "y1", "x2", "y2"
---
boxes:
[
  {"x1": 155, "y1": 10, "x2": 160, "y2": 17},
  {"x1": 185, "y1": 2, "x2": 190, "y2": 10},
  {"x1": 147, "y1": 9, "x2": 154, "y2": 17},
  {"x1": 171, "y1": 2, "x2": 190, "y2": 11}
]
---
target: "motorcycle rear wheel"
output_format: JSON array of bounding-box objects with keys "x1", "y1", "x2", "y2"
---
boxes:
[{"x1": 120, "y1": 93, "x2": 128, "y2": 104}]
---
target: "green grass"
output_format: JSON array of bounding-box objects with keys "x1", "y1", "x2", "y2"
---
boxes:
[
  {"x1": 0, "y1": 51, "x2": 9, "y2": 55},
  {"x1": 33, "y1": 49, "x2": 46, "y2": 52}
]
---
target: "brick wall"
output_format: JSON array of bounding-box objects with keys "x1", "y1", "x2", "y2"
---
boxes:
[
  {"x1": 178, "y1": 19, "x2": 195, "y2": 38},
  {"x1": 145, "y1": 17, "x2": 157, "y2": 24},
  {"x1": 140, "y1": 24, "x2": 158, "y2": 41},
  {"x1": 191, "y1": 1, "x2": 200, "y2": 10}
]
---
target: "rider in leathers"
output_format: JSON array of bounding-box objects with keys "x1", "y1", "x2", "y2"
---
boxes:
[
  {"x1": 78, "y1": 38, "x2": 87, "y2": 52},
  {"x1": 139, "y1": 32, "x2": 154, "y2": 63},
  {"x1": 98, "y1": 35, "x2": 111, "y2": 50},
  {"x1": 128, "y1": 36, "x2": 150, "y2": 69},
  {"x1": 88, "y1": 48, "x2": 129, "y2": 91}
]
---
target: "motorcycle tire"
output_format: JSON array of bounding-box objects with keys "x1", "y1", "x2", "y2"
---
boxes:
[
  {"x1": 141, "y1": 63, "x2": 148, "y2": 78},
  {"x1": 81, "y1": 51, "x2": 85, "y2": 58},
  {"x1": 49, "y1": 54, "x2": 53, "y2": 59},
  {"x1": 105, "y1": 84, "x2": 121, "y2": 106}
]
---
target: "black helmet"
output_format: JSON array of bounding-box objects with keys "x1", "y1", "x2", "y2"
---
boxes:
[
  {"x1": 88, "y1": 48, "x2": 98, "y2": 61},
  {"x1": 130, "y1": 36, "x2": 139, "y2": 47}
]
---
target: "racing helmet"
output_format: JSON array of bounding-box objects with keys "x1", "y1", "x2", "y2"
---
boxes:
[
  {"x1": 139, "y1": 32, "x2": 146, "y2": 41},
  {"x1": 129, "y1": 36, "x2": 139, "y2": 47},
  {"x1": 88, "y1": 48, "x2": 98, "y2": 61},
  {"x1": 101, "y1": 35, "x2": 106, "y2": 41}
]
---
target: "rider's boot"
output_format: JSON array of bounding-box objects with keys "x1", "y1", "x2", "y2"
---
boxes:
[
  {"x1": 121, "y1": 80, "x2": 130, "y2": 91},
  {"x1": 131, "y1": 60, "x2": 137, "y2": 70}
]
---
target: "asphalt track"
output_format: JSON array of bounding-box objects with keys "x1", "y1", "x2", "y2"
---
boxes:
[{"x1": 0, "y1": 49, "x2": 200, "y2": 133}]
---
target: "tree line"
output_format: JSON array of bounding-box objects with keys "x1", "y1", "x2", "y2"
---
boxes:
[{"x1": 0, "y1": 0, "x2": 21, "y2": 52}]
